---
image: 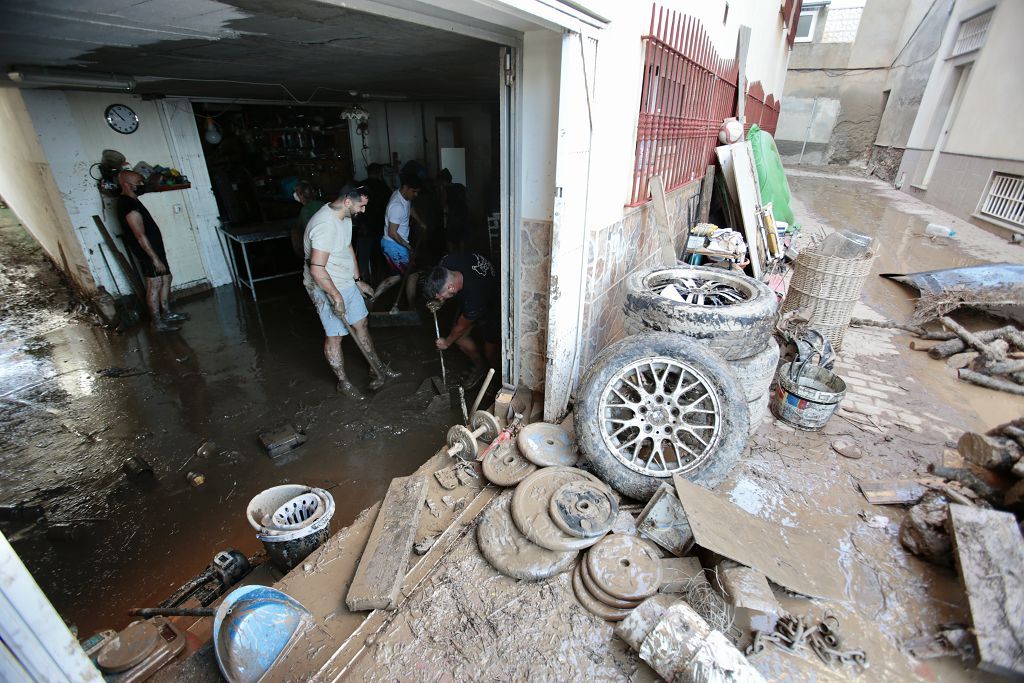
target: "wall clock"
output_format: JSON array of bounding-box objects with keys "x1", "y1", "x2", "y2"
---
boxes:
[{"x1": 105, "y1": 104, "x2": 139, "y2": 134}]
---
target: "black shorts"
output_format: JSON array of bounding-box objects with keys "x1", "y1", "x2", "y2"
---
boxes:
[
  {"x1": 130, "y1": 234, "x2": 169, "y2": 279},
  {"x1": 476, "y1": 313, "x2": 500, "y2": 344}
]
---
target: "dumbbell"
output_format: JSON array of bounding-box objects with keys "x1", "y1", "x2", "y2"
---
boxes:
[{"x1": 446, "y1": 411, "x2": 501, "y2": 460}]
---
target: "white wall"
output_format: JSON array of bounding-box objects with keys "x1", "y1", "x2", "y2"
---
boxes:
[
  {"x1": 0, "y1": 89, "x2": 94, "y2": 293},
  {"x1": 907, "y1": 0, "x2": 1024, "y2": 162},
  {"x1": 20, "y1": 90, "x2": 230, "y2": 295}
]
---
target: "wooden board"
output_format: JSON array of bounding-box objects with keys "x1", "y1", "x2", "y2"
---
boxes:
[
  {"x1": 649, "y1": 175, "x2": 677, "y2": 267},
  {"x1": 729, "y1": 142, "x2": 764, "y2": 278},
  {"x1": 947, "y1": 503, "x2": 1024, "y2": 678},
  {"x1": 346, "y1": 475, "x2": 428, "y2": 611},
  {"x1": 674, "y1": 476, "x2": 843, "y2": 599},
  {"x1": 859, "y1": 480, "x2": 927, "y2": 505},
  {"x1": 698, "y1": 165, "x2": 715, "y2": 224}
]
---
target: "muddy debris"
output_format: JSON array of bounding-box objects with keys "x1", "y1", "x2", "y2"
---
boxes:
[{"x1": 899, "y1": 490, "x2": 953, "y2": 566}]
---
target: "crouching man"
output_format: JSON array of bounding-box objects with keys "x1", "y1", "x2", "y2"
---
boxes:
[
  {"x1": 304, "y1": 185, "x2": 400, "y2": 399},
  {"x1": 421, "y1": 253, "x2": 499, "y2": 387}
]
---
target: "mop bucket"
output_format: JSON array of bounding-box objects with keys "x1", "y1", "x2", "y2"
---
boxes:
[
  {"x1": 770, "y1": 361, "x2": 846, "y2": 431},
  {"x1": 246, "y1": 485, "x2": 335, "y2": 572}
]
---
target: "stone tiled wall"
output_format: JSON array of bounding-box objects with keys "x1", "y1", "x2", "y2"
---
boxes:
[
  {"x1": 578, "y1": 180, "x2": 702, "y2": 375},
  {"x1": 515, "y1": 179, "x2": 702, "y2": 392},
  {"x1": 518, "y1": 219, "x2": 553, "y2": 390}
]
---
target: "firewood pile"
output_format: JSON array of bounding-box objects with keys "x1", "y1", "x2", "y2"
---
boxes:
[{"x1": 850, "y1": 317, "x2": 1024, "y2": 395}]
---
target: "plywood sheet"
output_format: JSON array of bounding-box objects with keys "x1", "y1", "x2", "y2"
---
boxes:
[{"x1": 673, "y1": 476, "x2": 843, "y2": 600}]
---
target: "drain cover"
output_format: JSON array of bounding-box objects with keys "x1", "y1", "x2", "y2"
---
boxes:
[{"x1": 96, "y1": 621, "x2": 161, "y2": 673}]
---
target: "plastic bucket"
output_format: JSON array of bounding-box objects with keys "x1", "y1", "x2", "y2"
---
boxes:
[
  {"x1": 246, "y1": 485, "x2": 335, "y2": 573},
  {"x1": 770, "y1": 362, "x2": 846, "y2": 431}
]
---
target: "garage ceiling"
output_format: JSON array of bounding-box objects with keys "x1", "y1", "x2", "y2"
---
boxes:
[{"x1": 0, "y1": 0, "x2": 509, "y2": 102}]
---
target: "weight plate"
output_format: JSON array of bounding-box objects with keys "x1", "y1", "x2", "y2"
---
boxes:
[
  {"x1": 586, "y1": 534, "x2": 663, "y2": 602},
  {"x1": 580, "y1": 554, "x2": 641, "y2": 609},
  {"x1": 571, "y1": 562, "x2": 632, "y2": 622},
  {"x1": 549, "y1": 480, "x2": 618, "y2": 539},
  {"x1": 470, "y1": 411, "x2": 501, "y2": 442},
  {"x1": 96, "y1": 620, "x2": 161, "y2": 673},
  {"x1": 477, "y1": 491, "x2": 577, "y2": 581},
  {"x1": 482, "y1": 440, "x2": 537, "y2": 487},
  {"x1": 446, "y1": 424, "x2": 477, "y2": 461},
  {"x1": 510, "y1": 467, "x2": 606, "y2": 552},
  {"x1": 518, "y1": 422, "x2": 578, "y2": 467}
]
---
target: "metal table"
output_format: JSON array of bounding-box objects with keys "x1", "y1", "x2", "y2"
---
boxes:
[{"x1": 218, "y1": 220, "x2": 301, "y2": 302}]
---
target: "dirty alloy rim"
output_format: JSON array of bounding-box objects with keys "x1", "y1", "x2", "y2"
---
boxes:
[
  {"x1": 642, "y1": 272, "x2": 748, "y2": 306},
  {"x1": 597, "y1": 356, "x2": 723, "y2": 478}
]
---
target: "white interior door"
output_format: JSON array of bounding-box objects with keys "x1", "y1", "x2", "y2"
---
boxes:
[{"x1": 544, "y1": 30, "x2": 597, "y2": 422}]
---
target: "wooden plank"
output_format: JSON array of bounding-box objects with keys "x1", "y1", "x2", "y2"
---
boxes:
[
  {"x1": 346, "y1": 475, "x2": 428, "y2": 612},
  {"x1": 698, "y1": 165, "x2": 715, "y2": 224},
  {"x1": 649, "y1": 175, "x2": 677, "y2": 267},
  {"x1": 947, "y1": 504, "x2": 1024, "y2": 678},
  {"x1": 858, "y1": 480, "x2": 927, "y2": 505},
  {"x1": 92, "y1": 214, "x2": 146, "y2": 303},
  {"x1": 730, "y1": 142, "x2": 764, "y2": 278}
]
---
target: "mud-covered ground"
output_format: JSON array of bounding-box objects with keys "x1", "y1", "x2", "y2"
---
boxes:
[
  {"x1": 0, "y1": 208, "x2": 476, "y2": 638},
  {"x1": 339, "y1": 169, "x2": 1024, "y2": 682}
]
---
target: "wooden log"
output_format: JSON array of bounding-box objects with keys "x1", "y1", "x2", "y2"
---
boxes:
[
  {"x1": 346, "y1": 475, "x2": 427, "y2": 612},
  {"x1": 957, "y1": 433, "x2": 1023, "y2": 471},
  {"x1": 946, "y1": 351, "x2": 979, "y2": 370},
  {"x1": 1004, "y1": 479, "x2": 1024, "y2": 510},
  {"x1": 1003, "y1": 425, "x2": 1024, "y2": 449},
  {"x1": 849, "y1": 318, "x2": 955, "y2": 340},
  {"x1": 980, "y1": 358, "x2": 1024, "y2": 375},
  {"x1": 946, "y1": 504, "x2": 1024, "y2": 678},
  {"x1": 927, "y1": 464, "x2": 999, "y2": 503},
  {"x1": 941, "y1": 317, "x2": 1006, "y2": 362},
  {"x1": 984, "y1": 418, "x2": 1024, "y2": 438},
  {"x1": 928, "y1": 326, "x2": 1019, "y2": 359},
  {"x1": 958, "y1": 369, "x2": 1024, "y2": 396}
]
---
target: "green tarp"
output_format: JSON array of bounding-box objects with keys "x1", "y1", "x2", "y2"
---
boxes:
[{"x1": 747, "y1": 124, "x2": 797, "y2": 229}]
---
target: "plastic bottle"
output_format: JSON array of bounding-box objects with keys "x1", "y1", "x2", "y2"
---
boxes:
[{"x1": 925, "y1": 223, "x2": 956, "y2": 238}]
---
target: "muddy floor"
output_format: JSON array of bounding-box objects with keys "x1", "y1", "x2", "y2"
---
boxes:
[
  {"x1": 334, "y1": 169, "x2": 1024, "y2": 681},
  {"x1": 0, "y1": 208, "x2": 475, "y2": 638}
]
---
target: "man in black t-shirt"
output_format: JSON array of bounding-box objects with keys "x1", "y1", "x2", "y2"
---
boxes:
[
  {"x1": 116, "y1": 171, "x2": 188, "y2": 331},
  {"x1": 422, "y1": 253, "x2": 499, "y2": 384}
]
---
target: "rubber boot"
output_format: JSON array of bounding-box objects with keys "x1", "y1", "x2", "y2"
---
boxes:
[
  {"x1": 331, "y1": 363, "x2": 365, "y2": 401},
  {"x1": 355, "y1": 328, "x2": 401, "y2": 390}
]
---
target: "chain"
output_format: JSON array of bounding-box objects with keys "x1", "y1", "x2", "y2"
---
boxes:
[{"x1": 746, "y1": 611, "x2": 867, "y2": 670}]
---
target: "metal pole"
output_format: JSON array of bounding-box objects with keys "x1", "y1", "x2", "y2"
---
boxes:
[
  {"x1": 799, "y1": 97, "x2": 818, "y2": 165},
  {"x1": 470, "y1": 368, "x2": 495, "y2": 416},
  {"x1": 432, "y1": 309, "x2": 447, "y2": 387}
]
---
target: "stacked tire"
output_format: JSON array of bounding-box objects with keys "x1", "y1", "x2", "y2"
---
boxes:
[{"x1": 622, "y1": 265, "x2": 780, "y2": 436}]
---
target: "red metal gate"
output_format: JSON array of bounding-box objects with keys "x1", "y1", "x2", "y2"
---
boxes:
[{"x1": 630, "y1": 6, "x2": 738, "y2": 206}]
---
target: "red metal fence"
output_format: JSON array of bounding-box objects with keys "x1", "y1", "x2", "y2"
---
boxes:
[
  {"x1": 630, "y1": 7, "x2": 786, "y2": 207},
  {"x1": 744, "y1": 81, "x2": 780, "y2": 136},
  {"x1": 630, "y1": 6, "x2": 738, "y2": 206}
]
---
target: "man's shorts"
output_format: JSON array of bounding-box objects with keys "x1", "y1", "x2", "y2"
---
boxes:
[
  {"x1": 308, "y1": 282, "x2": 368, "y2": 337},
  {"x1": 129, "y1": 233, "x2": 170, "y2": 279},
  {"x1": 380, "y1": 238, "x2": 412, "y2": 275}
]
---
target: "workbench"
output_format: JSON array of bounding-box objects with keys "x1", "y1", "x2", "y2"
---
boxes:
[{"x1": 218, "y1": 220, "x2": 301, "y2": 302}]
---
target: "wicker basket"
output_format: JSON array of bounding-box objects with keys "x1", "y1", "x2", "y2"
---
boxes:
[{"x1": 781, "y1": 249, "x2": 875, "y2": 350}]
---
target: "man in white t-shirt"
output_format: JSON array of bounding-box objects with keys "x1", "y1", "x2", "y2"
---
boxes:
[
  {"x1": 304, "y1": 185, "x2": 400, "y2": 399},
  {"x1": 374, "y1": 174, "x2": 424, "y2": 308}
]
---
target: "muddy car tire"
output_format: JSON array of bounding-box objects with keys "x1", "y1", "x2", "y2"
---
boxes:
[
  {"x1": 574, "y1": 332, "x2": 749, "y2": 502},
  {"x1": 748, "y1": 395, "x2": 768, "y2": 436},
  {"x1": 731, "y1": 337, "x2": 780, "y2": 403},
  {"x1": 622, "y1": 266, "x2": 778, "y2": 361}
]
